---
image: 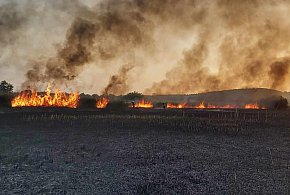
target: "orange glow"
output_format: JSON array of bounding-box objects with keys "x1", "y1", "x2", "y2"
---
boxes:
[
  {"x1": 244, "y1": 103, "x2": 266, "y2": 109},
  {"x1": 166, "y1": 101, "x2": 266, "y2": 109},
  {"x1": 244, "y1": 103, "x2": 259, "y2": 109},
  {"x1": 96, "y1": 97, "x2": 109, "y2": 108},
  {"x1": 134, "y1": 99, "x2": 153, "y2": 108},
  {"x1": 11, "y1": 85, "x2": 79, "y2": 108},
  {"x1": 166, "y1": 103, "x2": 192, "y2": 108},
  {"x1": 194, "y1": 101, "x2": 206, "y2": 109}
]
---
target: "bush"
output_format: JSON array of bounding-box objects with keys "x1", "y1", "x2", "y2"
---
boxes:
[
  {"x1": 274, "y1": 96, "x2": 288, "y2": 110},
  {"x1": 122, "y1": 91, "x2": 143, "y2": 101},
  {"x1": 0, "y1": 94, "x2": 13, "y2": 108}
]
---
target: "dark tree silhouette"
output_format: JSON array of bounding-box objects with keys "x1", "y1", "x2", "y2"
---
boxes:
[
  {"x1": 122, "y1": 91, "x2": 144, "y2": 101},
  {"x1": 274, "y1": 96, "x2": 288, "y2": 110},
  {"x1": 0, "y1": 80, "x2": 13, "y2": 93}
]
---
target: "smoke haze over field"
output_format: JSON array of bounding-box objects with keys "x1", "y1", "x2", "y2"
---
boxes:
[{"x1": 1, "y1": 0, "x2": 290, "y2": 94}]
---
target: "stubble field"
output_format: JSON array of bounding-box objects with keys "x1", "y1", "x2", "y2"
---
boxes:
[{"x1": 0, "y1": 108, "x2": 289, "y2": 194}]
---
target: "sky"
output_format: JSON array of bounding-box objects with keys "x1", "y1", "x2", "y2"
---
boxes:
[{"x1": 1, "y1": 0, "x2": 290, "y2": 95}]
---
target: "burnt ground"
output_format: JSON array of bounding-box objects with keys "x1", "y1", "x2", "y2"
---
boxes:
[{"x1": 0, "y1": 108, "x2": 289, "y2": 194}]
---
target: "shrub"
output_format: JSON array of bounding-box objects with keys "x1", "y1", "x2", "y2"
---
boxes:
[
  {"x1": 0, "y1": 94, "x2": 13, "y2": 108},
  {"x1": 122, "y1": 91, "x2": 143, "y2": 101},
  {"x1": 274, "y1": 96, "x2": 288, "y2": 110}
]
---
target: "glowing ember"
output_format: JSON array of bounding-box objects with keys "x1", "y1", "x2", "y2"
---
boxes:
[
  {"x1": 11, "y1": 85, "x2": 79, "y2": 108},
  {"x1": 133, "y1": 99, "x2": 153, "y2": 108},
  {"x1": 96, "y1": 97, "x2": 109, "y2": 108}
]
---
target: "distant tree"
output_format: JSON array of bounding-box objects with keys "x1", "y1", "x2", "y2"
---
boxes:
[
  {"x1": 274, "y1": 96, "x2": 288, "y2": 110},
  {"x1": 0, "y1": 80, "x2": 13, "y2": 93},
  {"x1": 122, "y1": 91, "x2": 143, "y2": 101}
]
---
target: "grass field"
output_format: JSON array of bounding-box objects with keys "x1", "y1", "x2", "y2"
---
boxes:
[{"x1": 0, "y1": 108, "x2": 289, "y2": 194}]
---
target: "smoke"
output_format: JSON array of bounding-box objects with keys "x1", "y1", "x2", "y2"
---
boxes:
[
  {"x1": 2, "y1": 0, "x2": 290, "y2": 94},
  {"x1": 23, "y1": 18, "x2": 97, "y2": 87},
  {"x1": 145, "y1": 0, "x2": 290, "y2": 94},
  {"x1": 269, "y1": 59, "x2": 290, "y2": 89},
  {"x1": 0, "y1": 2, "x2": 28, "y2": 46},
  {"x1": 23, "y1": 1, "x2": 155, "y2": 91},
  {"x1": 103, "y1": 64, "x2": 134, "y2": 95}
]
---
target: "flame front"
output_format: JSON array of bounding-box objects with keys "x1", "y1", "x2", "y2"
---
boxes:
[
  {"x1": 244, "y1": 103, "x2": 266, "y2": 109},
  {"x1": 96, "y1": 97, "x2": 109, "y2": 108},
  {"x1": 166, "y1": 103, "x2": 192, "y2": 108},
  {"x1": 11, "y1": 85, "x2": 79, "y2": 108},
  {"x1": 166, "y1": 101, "x2": 266, "y2": 109},
  {"x1": 134, "y1": 99, "x2": 153, "y2": 108},
  {"x1": 194, "y1": 101, "x2": 206, "y2": 109}
]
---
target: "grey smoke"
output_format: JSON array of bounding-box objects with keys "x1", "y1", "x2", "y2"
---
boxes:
[{"x1": 1, "y1": 0, "x2": 290, "y2": 94}]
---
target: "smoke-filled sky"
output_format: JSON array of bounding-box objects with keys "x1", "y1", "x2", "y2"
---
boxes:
[{"x1": 1, "y1": 0, "x2": 290, "y2": 94}]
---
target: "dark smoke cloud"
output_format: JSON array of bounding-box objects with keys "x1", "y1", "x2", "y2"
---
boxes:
[
  {"x1": 22, "y1": 0, "x2": 155, "y2": 91},
  {"x1": 269, "y1": 59, "x2": 290, "y2": 89},
  {"x1": 23, "y1": 18, "x2": 97, "y2": 87},
  {"x1": 103, "y1": 64, "x2": 134, "y2": 95}
]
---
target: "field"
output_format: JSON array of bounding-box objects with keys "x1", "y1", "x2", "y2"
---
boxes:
[{"x1": 0, "y1": 108, "x2": 289, "y2": 194}]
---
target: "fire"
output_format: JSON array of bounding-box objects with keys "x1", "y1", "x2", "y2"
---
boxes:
[
  {"x1": 244, "y1": 103, "x2": 259, "y2": 109},
  {"x1": 166, "y1": 103, "x2": 192, "y2": 108},
  {"x1": 133, "y1": 99, "x2": 153, "y2": 108},
  {"x1": 11, "y1": 85, "x2": 79, "y2": 108},
  {"x1": 244, "y1": 103, "x2": 266, "y2": 109},
  {"x1": 194, "y1": 101, "x2": 206, "y2": 109},
  {"x1": 166, "y1": 101, "x2": 266, "y2": 109},
  {"x1": 96, "y1": 97, "x2": 109, "y2": 108}
]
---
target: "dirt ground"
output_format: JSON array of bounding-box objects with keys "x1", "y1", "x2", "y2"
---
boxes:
[{"x1": 0, "y1": 108, "x2": 289, "y2": 194}]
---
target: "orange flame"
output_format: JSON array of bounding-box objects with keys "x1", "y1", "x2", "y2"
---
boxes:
[
  {"x1": 166, "y1": 103, "x2": 191, "y2": 108},
  {"x1": 194, "y1": 101, "x2": 206, "y2": 109},
  {"x1": 166, "y1": 101, "x2": 266, "y2": 109},
  {"x1": 96, "y1": 97, "x2": 109, "y2": 108},
  {"x1": 244, "y1": 103, "x2": 266, "y2": 109},
  {"x1": 134, "y1": 99, "x2": 153, "y2": 108},
  {"x1": 11, "y1": 85, "x2": 79, "y2": 108}
]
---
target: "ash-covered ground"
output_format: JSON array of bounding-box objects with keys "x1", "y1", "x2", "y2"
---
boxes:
[{"x1": 0, "y1": 108, "x2": 289, "y2": 194}]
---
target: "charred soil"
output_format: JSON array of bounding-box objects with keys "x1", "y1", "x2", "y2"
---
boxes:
[{"x1": 0, "y1": 108, "x2": 289, "y2": 194}]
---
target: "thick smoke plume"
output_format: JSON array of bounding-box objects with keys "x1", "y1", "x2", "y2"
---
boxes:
[
  {"x1": 21, "y1": 0, "x2": 152, "y2": 91},
  {"x1": 145, "y1": 0, "x2": 290, "y2": 94},
  {"x1": 23, "y1": 18, "x2": 97, "y2": 86},
  {"x1": 2, "y1": 0, "x2": 290, "y2": 94},
  {"x1": 103, "y1": 64, "x2": 134, "y2": 95}
]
